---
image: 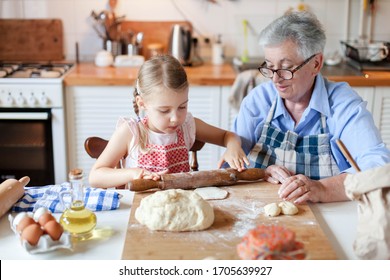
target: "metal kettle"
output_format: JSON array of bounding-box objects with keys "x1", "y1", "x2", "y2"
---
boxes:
[{"x1": 168, "y1": 24, "x2": 192, "y2": 66}]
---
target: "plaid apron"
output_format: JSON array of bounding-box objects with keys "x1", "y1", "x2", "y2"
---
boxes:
[
  {"x1": 138, "y1": 120, "x2": 190, "y2": 173},
  {"x1": 248, "y1": 99, "x2": 339, "y2": 179}
]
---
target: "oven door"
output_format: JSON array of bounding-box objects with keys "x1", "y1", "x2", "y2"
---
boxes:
[{"x1": 0, "y1": 108, "x2": 54, "y2": 186}]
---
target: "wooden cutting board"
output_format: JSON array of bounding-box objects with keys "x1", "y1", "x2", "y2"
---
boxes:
[
  {"x1": 122, "y1": 181, "x2": 338, "y2": 260},
  {"x1": 119, "y1": 21, "x2": 192, "y2": 56},
  {"x1": 0, "y1": 19, "x2": 64, "y2": 62}
]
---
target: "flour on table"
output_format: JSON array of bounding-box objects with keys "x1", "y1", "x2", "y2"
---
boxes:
[
  {"x1": 135, "y1": 189, "x2": 214, "y2": 232},
  {"x1": 194, "y1": 187, "x2": 228, "y2": 200}
]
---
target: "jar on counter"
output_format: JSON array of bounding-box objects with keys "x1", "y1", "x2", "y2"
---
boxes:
[{"x1": 146, "y1": 43, "x2": 163, "y2": 60}]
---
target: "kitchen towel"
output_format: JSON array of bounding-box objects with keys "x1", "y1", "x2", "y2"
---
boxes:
[
  {"x1": 344, "y1": 163, "x2": 390, "y2": 260},
  {"x1": 229, "y1": 69, "x2": 267, "y2": 111},
  {"x1": 11, "y1": 184, "x2": 121, "y2": 213}
]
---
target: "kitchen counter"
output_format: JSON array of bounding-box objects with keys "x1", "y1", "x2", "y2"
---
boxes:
[
  {"x1": 64, "y1": 62, "x2": 390, "y2": 87},
  {"x1": 0, "y1": 186, "x2": 358, "y2": 260},
  {"x1": 64, "y1": 62, "x2": 237, "y2": 86}
]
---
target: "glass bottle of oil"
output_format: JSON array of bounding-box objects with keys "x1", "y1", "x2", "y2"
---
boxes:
[{"x1": 59, "y1": 168, "x2": 97, "y2": 240}]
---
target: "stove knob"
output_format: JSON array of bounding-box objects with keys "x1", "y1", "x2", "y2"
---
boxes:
[
  {"x1": 39, "y1": 93, "x2": 49, "y2": 106},
  {"x1": 5, "y1": 93, "x2": 14, "y2": 106},
  {"x1": 28, "y1": 93, "x2": 37, "y2": 106},
  {"x1": 16, "y1": 93, "x2": 26, "y2": 106}
]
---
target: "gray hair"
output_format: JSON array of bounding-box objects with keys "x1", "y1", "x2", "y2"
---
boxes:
[{"x1": 259, "y1": 11, "x2": 326, "y2": 59}]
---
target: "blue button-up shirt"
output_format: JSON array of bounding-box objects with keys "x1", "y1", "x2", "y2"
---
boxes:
[{"x1": 232, "y1": 73, "x2": 390, "y2": 174}]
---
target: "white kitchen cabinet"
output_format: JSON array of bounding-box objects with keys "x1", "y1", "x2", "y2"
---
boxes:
[
  {"x1": 352, "y1": 86, "x2": 375, "y2": 114},
  {"x1": 372, "y1": 87, "x2": 390, "y2": 147},
  {"x1": 353, "y1": 86, "x2": 390, "y2": 148},
  {"x1": 65, "y1": 85, "x2": 227, "y2": 178},
  {"x1": 188, "y1": 86, "x2": 223, "y2": 170},
  {"x1": 65, "y1": 86, "x2": 135, "y2": 179}
]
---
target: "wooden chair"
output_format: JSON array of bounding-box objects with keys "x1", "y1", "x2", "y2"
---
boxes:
[{"x1": 84, "y1": 136, "x2": 205, "y2": 172}]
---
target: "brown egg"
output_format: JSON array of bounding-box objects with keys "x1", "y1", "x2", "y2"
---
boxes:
[
  {"x1": 16, "y1": 216, "x2": 37, "y2": 233},
  {"x1": 21, "y1": 223, "x2": 43, "y2": 246},
  {"x1": 38, "y1": 212, "x2": 55, "y2": 226},
  {"x1": 43, "y1": 220, "x2": 64, "y2": 241}
]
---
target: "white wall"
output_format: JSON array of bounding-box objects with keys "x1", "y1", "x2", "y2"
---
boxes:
[{"x1": 1, "y1": 0, "x2": 390, "y2": 62}]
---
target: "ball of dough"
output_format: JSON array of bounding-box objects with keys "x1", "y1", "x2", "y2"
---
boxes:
[
  {"x1": 264, "y1": 202, "x2": 281, "y2": 217},
  {"x1": 278, "y1": 201, "x2": 299, "y2": 215},
  {"x1": 135, "y1": 189, "x2": 214, "y2": 231}
]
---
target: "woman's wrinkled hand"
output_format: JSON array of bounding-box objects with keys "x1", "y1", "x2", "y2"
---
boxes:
[
  {"x1": 278, "y1": 174, "x2": 325, "y2": 204},
  {"x1": 264, "y1": 165, "x2": 294, "y2": 184}
]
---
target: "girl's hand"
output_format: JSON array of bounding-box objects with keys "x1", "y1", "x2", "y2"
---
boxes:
[
  {"x1": 217, "y1": 146, "x2": 250, "y2": 172},
  {"x1": 134, "y1": 169, "x2": 169, "y2": 181}
]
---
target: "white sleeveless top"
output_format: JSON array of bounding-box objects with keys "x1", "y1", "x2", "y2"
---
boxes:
[{"x1": 116, "y1": 112, "x2": 196, "y2": 168}]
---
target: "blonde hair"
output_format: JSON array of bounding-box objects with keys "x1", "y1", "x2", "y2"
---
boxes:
[{"x1": 132, "y1": 54, "x2": 189, "y2": 154}]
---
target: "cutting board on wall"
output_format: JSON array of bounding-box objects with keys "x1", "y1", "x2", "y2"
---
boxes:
[
  {"x1": 0, "y1": 19, "x2": 64, "y2": 62},
  {"x1": 119, "y1": 20, "x2": 192, "y2": 55},
  {"x1": 122, "y1": 181, "x2": 338, "y2": 260}
]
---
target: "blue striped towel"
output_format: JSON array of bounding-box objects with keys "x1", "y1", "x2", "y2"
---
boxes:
[{"x1": 11, "y1": 184, "x2": 121, "y2": 213}]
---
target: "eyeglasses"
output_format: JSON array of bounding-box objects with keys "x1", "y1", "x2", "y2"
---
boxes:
[{"x1": 258, "y1": 54, "x2": 317, "y2": 80}]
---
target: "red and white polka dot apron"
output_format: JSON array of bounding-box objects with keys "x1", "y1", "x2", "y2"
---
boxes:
[{"x1": 137, "y1": 122, "x2": 190, "y2": 174}]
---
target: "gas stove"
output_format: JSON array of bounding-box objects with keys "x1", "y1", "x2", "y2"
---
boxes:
[
  {"x1": 0, "y1": 19, "x2": 71, "y2": 185},
  {"x1": 0, "y1": 62, "x2": 73, "y2": 83}
]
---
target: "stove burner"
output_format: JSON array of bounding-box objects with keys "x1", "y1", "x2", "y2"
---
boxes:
[{"x1": 0, "y1": 62, "x2": 72, "y2": 78}]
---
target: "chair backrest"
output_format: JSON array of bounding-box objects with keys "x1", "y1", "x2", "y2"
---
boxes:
[{"x1": 84, "y1": 136, "x2": 205, "y2": 172}]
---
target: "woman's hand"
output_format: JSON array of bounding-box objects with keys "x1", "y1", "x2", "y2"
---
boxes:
[
  {"x1": 264, "y1": 165, "x2": 294, "y2": 184},
  {"x1": 278, "y1": 174, "x2": 325, "y2": 204},
  {"x1": 217, "y1": 145, "x2": 250, "y2": 172}
]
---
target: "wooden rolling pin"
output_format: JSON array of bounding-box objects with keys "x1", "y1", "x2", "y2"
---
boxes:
[
  {"x1": 129, "y1": 168, "x2": 265, "y2": 192},
  {"x1": 0, "y1": 176, "x2": 30, "y2": 218}
]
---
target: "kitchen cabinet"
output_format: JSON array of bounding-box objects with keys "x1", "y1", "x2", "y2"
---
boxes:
[
  {"x1": 65, "y1": 85, "x2": 229, "y2": 178},
  {"x1": 353, "y1": 86, "x2": 390, "y2": 147},
  {"x1": 65, "y1": 86, "x2": 134, "y2": 178},
  {"x1": 372, "y1": 87, "x2": 390, "y2": 147}
]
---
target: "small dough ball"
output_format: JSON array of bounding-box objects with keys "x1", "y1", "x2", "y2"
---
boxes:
[
  {"x1": 278, "y1": 201, "x2": 299, "y2": 215},
  {"x1": 264, "y1": 202, "x2": 281, "y2": 217},
  {"x1": 135, "y1": 189, "x2": 214, "y2": 232},
  {"x1": 194, "y1": 187, "x2": 228, "y2": 200}
]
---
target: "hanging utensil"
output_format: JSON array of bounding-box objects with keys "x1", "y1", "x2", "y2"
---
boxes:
[{"x1": 241, "y1": 19, "x2": 249, "y2": 63}]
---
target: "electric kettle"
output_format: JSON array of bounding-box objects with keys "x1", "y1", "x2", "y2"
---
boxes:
[{"x1": 168, "y1": 24, "x2": 192, "y2": 66}]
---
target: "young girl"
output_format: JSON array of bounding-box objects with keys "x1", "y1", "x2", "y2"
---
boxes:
[{"x1": 89, "y1": 54, "x2": 249, "y2": 189}]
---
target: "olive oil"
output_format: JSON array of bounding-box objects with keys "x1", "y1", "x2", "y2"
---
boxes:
[{"x1": 59, "y1": 169, "x2": 97, "y2": 240}]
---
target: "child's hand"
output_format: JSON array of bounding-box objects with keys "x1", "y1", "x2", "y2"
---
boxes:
[
  {"x1": 134, "y1": 168, "x2": 169, "y2": 181},
  {"x1": 217, "y1": 147, "x2": 249, "y2": 172}
]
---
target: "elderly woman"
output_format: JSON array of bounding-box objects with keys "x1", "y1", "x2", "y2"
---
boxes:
[{"x1": 233, "y1": 11, "x2": 390, "y2": 204}]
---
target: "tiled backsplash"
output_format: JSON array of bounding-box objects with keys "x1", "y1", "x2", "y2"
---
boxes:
[{"x1": 1, "y1": 0, "x2": 390, "y2": 62}]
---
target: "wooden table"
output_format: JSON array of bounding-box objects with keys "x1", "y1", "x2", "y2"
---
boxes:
[{"x1": 122, "y1": 181, "x2": 337, "y2": 260}]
